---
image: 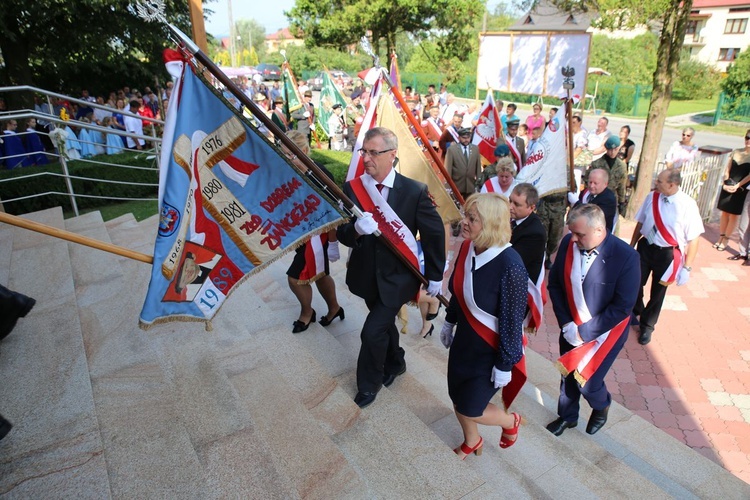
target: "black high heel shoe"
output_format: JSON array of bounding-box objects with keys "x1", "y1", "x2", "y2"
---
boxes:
[
  {"x1": 426, "y1": 303, "x2": 442, "y2": 321},
  {"x1": 422, "y1": 324, "x2": 435, "y2": 338},
  {"x1": 319, "y1": 307, "x2": 345, "y2": 326},
  {"x1": 292, "y1": 310, "x2": 316, "y2": 333}
]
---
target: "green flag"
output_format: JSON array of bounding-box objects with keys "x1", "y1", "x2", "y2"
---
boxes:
[
  {"x1": 317, "y1": 71, "x2": 348, "y2": 136},
  {"x1": 282, "y1": 64, "x2": 303, "y2": 114}
]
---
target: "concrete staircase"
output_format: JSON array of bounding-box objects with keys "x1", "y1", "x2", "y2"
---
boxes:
[{"x1": 1, "y1": 207, "x2": 748, "y2": 499}]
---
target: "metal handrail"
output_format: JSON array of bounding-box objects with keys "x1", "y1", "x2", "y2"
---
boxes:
[{"x1": 0, "y1": 86, "x2": 165, "y2": 216}]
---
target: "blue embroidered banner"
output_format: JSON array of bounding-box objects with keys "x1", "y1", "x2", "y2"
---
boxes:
[{"x1": 139, "y1": 59, "x2": 345, "y2": 328}]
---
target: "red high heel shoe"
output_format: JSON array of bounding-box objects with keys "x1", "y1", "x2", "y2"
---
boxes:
[
  {"x1": 499, "y1": 412, "x2": 521, "y2": 448},
  {"x1": 454, "y1": 436, "x2": 483, "y2": 459}
]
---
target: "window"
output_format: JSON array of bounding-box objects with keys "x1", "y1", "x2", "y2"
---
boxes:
[
  {"x1": 724, "y1": 18, "x2": 747, "y2": 34},
  {"x1": 718, "y1": 48, "x2": 741, "y2": 61},
  {"x1": 686, "y1": 20, "x2": 698, "y2": 35}
]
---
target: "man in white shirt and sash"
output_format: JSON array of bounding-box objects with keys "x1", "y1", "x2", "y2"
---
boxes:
[
  {"x1": 546, "y1": 204, "x2": 640, "y2": 436},
  {"x1": 629, "y1": 169, "x2": 704, "y2": 345}
]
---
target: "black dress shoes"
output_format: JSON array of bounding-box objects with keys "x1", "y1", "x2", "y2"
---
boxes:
[
  {"x1": 586, "y1": 406, "x2": 610, "y2": 435},
  {"x1": 354, "y1": 391, "x2": 378, "y2": 408},
  {"x1": 0, "y1": 414, "x2": 12, "y2": 441},
  {"x1": 292, "y1": 310, "x2": 316, "y2": 333},
  {"x1": 319, "y1": 307, "x2": 345, "y2": 326},
  {"x1": 728, "y1": 254, "x2": 748, "y2": 261},
  {"x1": 546, "y1": 417, "x2": 577, "y2": 436},
  {"x1": 638, "y1": 328, "x2": 653, "y2": 345},
  {"x1": 383, "y1": 366, "x2": 407, "y2": 388},
  {"x1": 0, "y1": 287, "x2": 36, "y2": 341}
]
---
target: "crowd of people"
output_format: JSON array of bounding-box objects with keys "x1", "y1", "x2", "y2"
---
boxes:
[{"x1": 0, "y1": 85, "x2": 171, "y2": 168}]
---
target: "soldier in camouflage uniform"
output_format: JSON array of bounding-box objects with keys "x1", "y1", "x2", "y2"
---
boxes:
[
  {"x1": 537, "y1": 191, "x2": 568, "y2": 269},
  {"x1": 584, "y1": 136, "x2": 628, "y2": 213}
]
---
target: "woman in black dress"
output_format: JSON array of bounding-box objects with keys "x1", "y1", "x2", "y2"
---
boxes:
[
  {"x1": 440, "y1": 193, "x2": 527, "y2": 459},
  {"x1": 715, "y1": 130, "x2": 750, "y2": 252},
  {"x1": 282, "y1": 130, "x2": 344, "y2": 332}
]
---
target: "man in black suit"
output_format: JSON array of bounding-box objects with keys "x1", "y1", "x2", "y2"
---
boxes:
[
  {"x1": 337, "y1": 127, "x2": 446, "y2": 408},
  {"x1": 509, "y1": 183, "x2": 547, "y2": 282},
  {"x1": 574, "y1": 168, "x2": 617, "y2": 233}
]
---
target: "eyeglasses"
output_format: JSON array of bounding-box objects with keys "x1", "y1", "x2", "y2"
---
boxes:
[
  {"x1": 682, "y1": 133, "x2": 692, "y2": 137},
  {"x1": 358, "y1": 148, "x2": 394, "y2": 158}
]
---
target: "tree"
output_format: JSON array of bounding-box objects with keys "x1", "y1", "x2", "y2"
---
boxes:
[
  {"x1": 235, "y1": 18, "x2": 267, "y2": 62},
  {"x1": 721, "y1": 49, "x2": 750, "y2": 99},
  {"x1": 0, "y1": 0, "x2": 192, "y2": 107},
  {"x1": 541, "y1": 0, "x2": 694, "y2": 218},
  {"x1": 286, "y1": 0, "x2": 483, "y2": 72}
]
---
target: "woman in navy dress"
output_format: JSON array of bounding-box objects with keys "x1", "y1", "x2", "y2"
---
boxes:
[{"x1": 441, "y1": 193, "x2": 528, "y2": 459}]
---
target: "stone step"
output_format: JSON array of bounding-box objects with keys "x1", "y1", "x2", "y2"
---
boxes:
[{"x1": 0, "y1": 208, "x2": 111, "y2": 498}]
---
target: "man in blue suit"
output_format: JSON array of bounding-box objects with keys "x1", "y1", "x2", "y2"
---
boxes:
[{"x1": 546, "y1": 204, "x2": 640, "y2": 436}]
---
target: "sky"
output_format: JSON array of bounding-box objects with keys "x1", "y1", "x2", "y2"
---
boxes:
[{"x1": 204, "y1": 0, "x2": 507, "y2": 38}]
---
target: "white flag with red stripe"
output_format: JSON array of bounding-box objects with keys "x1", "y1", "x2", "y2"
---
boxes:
[
  {"x1": 472, "y1": 91, "x2": 502, "y2": 165},
  {"x1": 346, "y1": 77, "x2": 383, "y2": 181}
]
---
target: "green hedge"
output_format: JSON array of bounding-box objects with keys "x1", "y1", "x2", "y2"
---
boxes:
[
  {"x1": 0, "y1": 152, "x2": 158, "y2": 215},
  {"x1": 0, "y1": 150, "x2": 352, "y2": 217}
]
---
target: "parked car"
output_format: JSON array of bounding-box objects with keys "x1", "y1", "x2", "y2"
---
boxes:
[
  {"x1": 309, "y1": 70, "x2": 353, "y2": 91},
  {"x1": 256, "y1": 63, "x2": 282, "y2": 81}
]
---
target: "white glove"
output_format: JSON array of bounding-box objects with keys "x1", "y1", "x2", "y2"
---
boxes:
[
  {"x1": 677, "y1": 267, "x2": 690, "y2": 286},
  {"x1": 562, "y1": 321, "x2": 583, "y2": 346},
  {"x1": 440, "y1": 321, "x2": 455, "y2": 349},
  {"x1": 327, "y1": 241, "x2": 340, "y2": 262},
  {"x1": 303, "y1": 111, "x2": 310, "y2": 118},
  {"x1": 425, "y1": 280, "x2": 442, "y2": 297},
  {"x1": 354, "y1": 212, "x2": 378, "y2": 235},
  {"x1": 491, "y1": 367, "x2": 512, "y2": 389},
  {"x1": 567, "y1": 191, "x2": 580, "y2": 205}
]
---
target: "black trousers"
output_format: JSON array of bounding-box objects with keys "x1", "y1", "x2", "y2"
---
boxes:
[
  {"x1": 634, "y1": 239, "x2": 674, "y2": 332},
  {"x1": 557, "y1": 328, "x2": 627, "y2": 421},
  {"x1": 357, "y1": 298, "x2": 406, "y2": 393}
]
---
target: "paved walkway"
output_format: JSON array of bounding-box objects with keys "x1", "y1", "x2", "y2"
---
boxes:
[{"x1": 527, "y1": 217, "x2": 750, "y2": 484}]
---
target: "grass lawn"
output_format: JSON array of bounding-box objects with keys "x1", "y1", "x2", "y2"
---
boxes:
[{"x1": 71, "y1": 200, "x2": 158, "y2": 222}]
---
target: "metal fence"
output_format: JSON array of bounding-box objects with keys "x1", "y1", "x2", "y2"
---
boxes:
[
  {"x1": 0, "y1": 86, "x2": 163, "y2": 216},
  {"x1": 713, "y1": 91, "x2": 750, "y2": 125},
  {"x1": 650, "y1": 152, "x2": 729, "y2": 222}
]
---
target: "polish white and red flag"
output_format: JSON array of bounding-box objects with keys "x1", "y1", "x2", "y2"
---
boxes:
[
  {"x1": 346, "y1": 76, "x2": 383, "y2": 181},
  {"x1": 471, "y1": 91, "x2": 502, "y2": 165}
]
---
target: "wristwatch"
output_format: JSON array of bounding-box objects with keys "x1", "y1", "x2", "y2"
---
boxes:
[{"x1": 683, "y1": 266, "x2": 692, "y2": 272}]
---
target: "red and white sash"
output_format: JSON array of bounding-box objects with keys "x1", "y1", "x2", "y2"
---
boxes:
[
  {"x1": 447, "y1": 126, "x2": 460, "y2": 143},
  {"x1": 349, "y1": 174, "x2": 420, "y2": 272},
  {"x1": 297, "y1": 234, "x2": 328, "y2": 284},
  {"x1": 524, "y1": 266, "x2": 546, "y2": 332},
  {"x1": 652, "y1": 191, "x2": 682, "y2": 285},
  {"x1": 426, "y1": 117, "x2": 443, "y2": 138},
  {"x1": 481, "y1": 177, "x2": 513, "y2": 198},
  {"x1": 453, "y1": 240, "x2": 527, "y2": 409},
  {"x1": 505, "y1": 135, "x2": 523, "y2": 171},
  {"x1": 579, "y1": 188, "x2": 591, "y2": 204},
  {"x1": 557, "y1": 238, "x2": 629, "y2": 386}
]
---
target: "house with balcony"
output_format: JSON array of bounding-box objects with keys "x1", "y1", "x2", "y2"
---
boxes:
[
  {"x1": 685, "y1": 0, "x2": 750, "y2": 72},
  {"x1": 264, "y1": 27, "x2": 304, "y2": 54}
]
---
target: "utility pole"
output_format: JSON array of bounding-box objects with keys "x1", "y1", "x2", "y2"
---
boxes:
[{"x1": 228, "y1": 0, "x2": 236, "y2": 66}]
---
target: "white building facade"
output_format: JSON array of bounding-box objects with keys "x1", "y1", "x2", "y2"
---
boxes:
[{"x1": 686, "y1": 0, "x2": 750, "y2": 72}]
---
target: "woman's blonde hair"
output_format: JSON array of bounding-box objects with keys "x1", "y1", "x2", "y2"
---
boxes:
[
  {"x1": 464, "y1": 192, "x2": 511, "y2": 249},
  {"x1": 496, "y1": 156, "x2": 517, "y2": 175}
]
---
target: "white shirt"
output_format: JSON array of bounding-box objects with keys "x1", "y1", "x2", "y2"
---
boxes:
[
  {"x1": 635, "y1": 189, "x2": 704, "y2": 248},
  {"x1": 573, "y1": 127, "x2": 588, "y2": 149},
  {"x1": 665, "y1": 141, "x2": 699, "y2": 168},
  {"x1": 123, "y1": 113, "x2": 144, "y2": 148},
  {"x1": 588, "y1": 129, "x2": 610, "y2": 161},
  {"x1": 473, "y1": 243, "x2": 510, "y2": 270},
  {"x1": 369, "y1": 167, "x2": 396, "y2": 201}
]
